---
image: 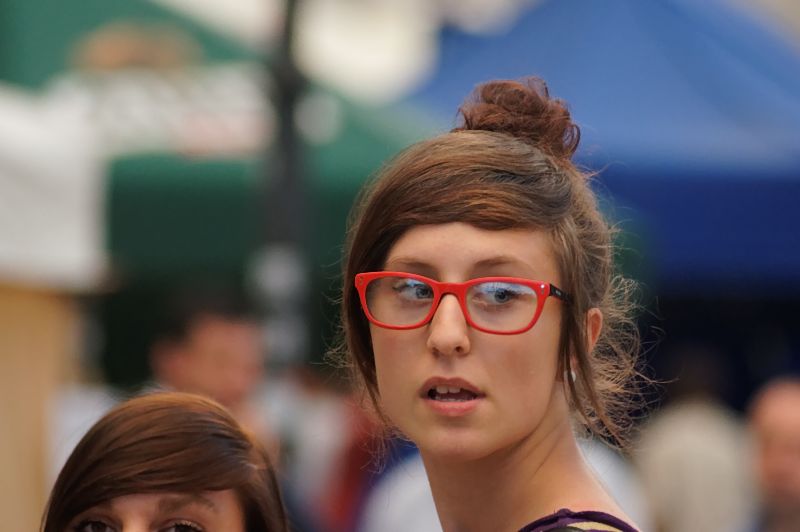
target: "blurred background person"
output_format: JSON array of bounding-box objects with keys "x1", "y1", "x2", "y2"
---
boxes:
[
  {"x1": 747, "y1": 377, "x2": 800, "y2": 532},
  {"x1": 148, "y1": 285, "x2": 271, "y2": 445},
  {"x1": 635, "y1": 343, "x2": 755, "y2": 532},
  {"x1": 49, "y1": 283, "x2": 276, "y2": 474},
  {"x1": 50, "y1": 283, "x2": 324, "y2": 531}
]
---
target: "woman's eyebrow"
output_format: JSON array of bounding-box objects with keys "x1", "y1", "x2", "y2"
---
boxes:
[
  {"x1": 472, "y1": 255, "x2": 526, "y2": 268},
  {"x1": 384, "y1": 256, "x2": 538, "y2": 278},
  {"x1": 386, "y1": 255, "x2": 523, "y2": 268},
  {"x1": 383, "y1": 257, "x2": 431, "y2": 270},
  {"x1": 157, "y1": 494, "x2": 218, "y2": 514}
]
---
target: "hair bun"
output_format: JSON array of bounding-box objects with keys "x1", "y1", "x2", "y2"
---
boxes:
[{"x1": 453, "y1": 77, "x2": 580, "y2": 161}]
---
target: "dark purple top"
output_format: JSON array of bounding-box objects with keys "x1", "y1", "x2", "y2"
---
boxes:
[{"x1": 519, "y1": 508, "x2": 639, "y2": 532}]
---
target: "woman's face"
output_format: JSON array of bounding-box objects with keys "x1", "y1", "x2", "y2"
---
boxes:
[
  {"x1": 67, "y1": 490, "x2": 245, "y2": 532},
  {"x1": 370, "y1": 222, "x2": 570, "y2": 461}
]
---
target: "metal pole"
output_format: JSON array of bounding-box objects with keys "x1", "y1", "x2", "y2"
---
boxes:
[
  {"x1": 254, "y1": 0, "x2": 311, "y2": 365},
  {"x1": 269, "y1": 0, "x2": 306, "y2": 243}
]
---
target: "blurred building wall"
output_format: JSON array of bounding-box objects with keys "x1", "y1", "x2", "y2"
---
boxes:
[{"x1": 0, "y1": 284, "x2": 76, "y2": 532}]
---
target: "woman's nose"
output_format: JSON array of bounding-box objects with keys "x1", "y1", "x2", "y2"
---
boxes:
[{"x1": 426, "y1": 294, "x2": 471, "y2": 357}]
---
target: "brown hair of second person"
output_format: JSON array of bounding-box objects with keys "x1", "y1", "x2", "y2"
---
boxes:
[{"x1": 41, "y1": 392, "x2": 287, "y2": 532}]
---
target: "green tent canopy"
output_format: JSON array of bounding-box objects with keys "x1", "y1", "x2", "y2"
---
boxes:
[{"x1": 0, "y1": 0, "x2": 433, "y2": 384}]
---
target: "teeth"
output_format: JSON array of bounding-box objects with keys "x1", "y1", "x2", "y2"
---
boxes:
[{"x1": 435, "y1": 385, "x2": 466, "y2": 394}]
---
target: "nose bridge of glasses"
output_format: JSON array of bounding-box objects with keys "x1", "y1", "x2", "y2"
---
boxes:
[
  {"x1": 436, "y1": 280, "x2": 468, "y2": 299},
  {"x1": 431, "y1": 289, "x2": 469, "y2": 325},
  {"x1": 431, "y1": 280, "x2": 484, "y2": 326}
]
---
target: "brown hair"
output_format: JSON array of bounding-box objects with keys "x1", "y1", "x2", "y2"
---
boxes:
[
  {"x1": 41, "y1": 392, "x2": 287, "y2": 532},
  {"x1": 339, "y1": 78, "x2": 641, "y2": 446}
]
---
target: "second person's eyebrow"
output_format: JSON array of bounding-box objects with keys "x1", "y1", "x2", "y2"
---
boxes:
[{"x1": 157, "y1": 494, "x2": 218, "y2": 514}]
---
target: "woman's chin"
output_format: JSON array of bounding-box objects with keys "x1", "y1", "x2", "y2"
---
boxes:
[{"x1": 413, "y1": 431, "x2": 499, "y2": 464}]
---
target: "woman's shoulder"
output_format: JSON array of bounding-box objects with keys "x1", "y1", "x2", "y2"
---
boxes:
[{"x1": 519, "y1": 508, "x2": 639, "y2": 532}]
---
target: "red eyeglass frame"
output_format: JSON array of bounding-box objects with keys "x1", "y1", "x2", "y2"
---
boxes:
[{"x1": 354, "y1": 271, "x2": 569, "y2": 335}]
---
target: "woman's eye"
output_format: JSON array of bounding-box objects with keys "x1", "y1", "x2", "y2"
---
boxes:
[
  {"x1": 473, "y1": 282, "x2": 532, "y2": 306},
  {"x1": 394, "y1": 280, "x2": 433, "y2": 300},
  {"x1": 74, "y1": 520, "x2": 114, "y2": 532},
  {"x1": 490, "y1": 288, "x2": 513, "y2": 302},
  {"x1": 482, "y1": 285, "x2": 519, "y2": 304}
]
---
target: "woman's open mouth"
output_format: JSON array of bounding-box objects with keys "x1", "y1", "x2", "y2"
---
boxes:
[
  {"x1": 427, "y1": 385, "x2": 479, "y2": 402},
  {"x1": 420, "y1": 378, "x2": 485, "y2": 415}
]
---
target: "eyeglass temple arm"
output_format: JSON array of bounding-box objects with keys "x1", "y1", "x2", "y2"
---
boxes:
[{"x1": 549, "y1": 285, "x2": 570, "y2": 303}]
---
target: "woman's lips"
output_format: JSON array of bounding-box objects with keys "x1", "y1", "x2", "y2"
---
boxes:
[
  {"x1": 420, "y1": 377, "x2": 485, "y2": 415},
  {"x1": 420, "y1": 377, "x2": 483, "y2": 397}
]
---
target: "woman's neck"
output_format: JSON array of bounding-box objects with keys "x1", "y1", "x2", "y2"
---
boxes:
[{"x1": 420, "y1": 420, "x2": 620, "y2": 532}]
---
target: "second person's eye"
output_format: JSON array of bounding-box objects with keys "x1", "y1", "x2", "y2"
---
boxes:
[
  {"x1": 74, "y1": 520, "x2": 115, "y2": 532},
  {"x1": 163, "y1": 520, "x2": 204, "y2": 532}
]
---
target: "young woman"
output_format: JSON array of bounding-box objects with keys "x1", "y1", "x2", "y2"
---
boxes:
[
  {"x1": 41, "y1": 392, "x2": 288, "y2": 532},
  {"x1": 339, "y1": 78, "x2": 641, "y2": 531}
]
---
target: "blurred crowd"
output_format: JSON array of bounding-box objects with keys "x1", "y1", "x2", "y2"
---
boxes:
[
  {"x1": 23, "y1": 264, "x2": 800, "y2": 532},
  {"x1": 42, "y1": 294, "x2": 800, "y2": 532}
]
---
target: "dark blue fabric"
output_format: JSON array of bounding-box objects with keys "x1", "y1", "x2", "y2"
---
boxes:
[{"x1": 407, "y1": 0, "x2": 800, "y2": 291}]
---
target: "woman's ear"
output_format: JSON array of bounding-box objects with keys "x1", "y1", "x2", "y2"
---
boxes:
[{"x1": 586, "y1": 308, "x2": 603, "y2": 353}]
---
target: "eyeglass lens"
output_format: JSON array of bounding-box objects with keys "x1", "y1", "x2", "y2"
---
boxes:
[{"x1": 364, "y1": 275, "x2": 539, "y2": 332}]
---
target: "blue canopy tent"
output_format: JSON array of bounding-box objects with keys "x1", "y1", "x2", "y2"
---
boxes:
[{"x1": 408, "y1": 0, "x2": 800, "y2": 294}]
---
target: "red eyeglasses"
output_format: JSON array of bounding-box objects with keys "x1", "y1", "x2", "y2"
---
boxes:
[{"x1": 355, "y1": 271, "x2": 569, "y2": 335}]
